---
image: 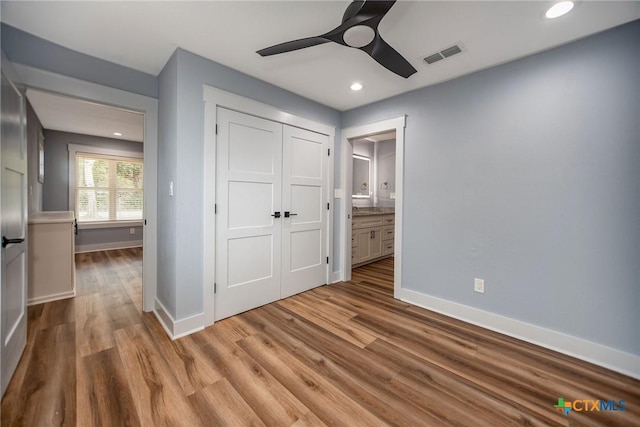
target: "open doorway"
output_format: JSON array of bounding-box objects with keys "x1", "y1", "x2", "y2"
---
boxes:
[
  {"x1": 340, "y1": 116, "x2": 405, "y2": 299},
  {"x1": 14, "y1": 65, "x2": 158, "y2": 312},
  {"x1": 25, "y1": 89, "x2": 146, "y2": 311},
  {"x1": 350, "y1": 131, "x2": 396, "y2": 290}
]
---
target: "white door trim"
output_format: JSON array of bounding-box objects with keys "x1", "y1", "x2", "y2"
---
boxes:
[
  {"x1": 203, "y1": 85, "x2": 335, "y2": 326},
  {"x1": 340, "y1": 116, "x2": 406, "y2": 298},
  {"x1": 13, "y1": 63, "x2": 158, "y2": 312}
]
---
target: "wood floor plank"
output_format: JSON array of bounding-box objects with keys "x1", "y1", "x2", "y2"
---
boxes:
[
  {"x1": 276, "y1": 296, "x2": 376, "y2": 349},
  {"x1": 77, "y1": 347, "x2": 141, "y2": 427},
  {"x1": 188, "y1": 378, "x2": 266, "y2": 427},
  {"x1": 238, "y1": 332, "x2": 387, "y2": 427},
  {"x1": 8, "y1": 323, "x2": 76, "y2": 426},
  {"x1": 75, "y1": 293, "x2": 115, "y2": 357},
  {"x1": 141, "y1": 312, "x2": 224, "y2": 396},
  {"x1": 0, "y1": 304, "x2": 45, "y2": 424},
  {"x1": 114, "y1": 324, "x2": 203, "y2": 427},
  {"x1": 193, "y1": 325, "x2": 313, "y2": 426}
]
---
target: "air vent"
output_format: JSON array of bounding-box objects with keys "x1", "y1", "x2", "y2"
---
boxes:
[
  {"x1": 423, "y1": 44, "x2": 465, "y2": 65},
  {"x1": 441, "y1": 45, "x2": 462, "y2": 58},
  {"x1": 424, "y1": 53, "x2": 444, "y2": 65}
]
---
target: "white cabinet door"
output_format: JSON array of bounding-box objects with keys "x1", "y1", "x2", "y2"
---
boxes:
[
  {"x1": 355, "y1": 228, "x2": 373, "y2": 263},
  {"x1": 215, "y1": 108, "x2": 283, "y2": 321},
  {"x1": 370, "y1": 227, "x2": 383, "y2": 259},
  {"x1": 1, "y1": 71, "x2": 27, "y2": 396},
  {"x1": 281, "y1": 126, "x2": 328, "y2": 298}
]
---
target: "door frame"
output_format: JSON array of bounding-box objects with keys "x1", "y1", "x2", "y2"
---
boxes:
[
  {"x1": 12, "y1": 63, "x2": 158, "y2": 312},
  {"x1": 340, "y1": 116, "x2": 406, "y2": 299},
  {"x1": 203, "y1": 86, "x2": 336, "y2": 325}
]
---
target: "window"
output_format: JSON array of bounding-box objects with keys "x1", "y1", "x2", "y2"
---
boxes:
[{"x1": 75, "y1": 153, "x2": 143, "y2": 222}]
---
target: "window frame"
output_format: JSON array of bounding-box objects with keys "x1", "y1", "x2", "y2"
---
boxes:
[{"x1": 68, "y1": 144, "x2": 143, "y2": 229}]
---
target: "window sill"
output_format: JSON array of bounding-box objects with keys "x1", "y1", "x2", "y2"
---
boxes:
[{"x1": 77, "y1": 220, "x2": 143, "y2": 230}]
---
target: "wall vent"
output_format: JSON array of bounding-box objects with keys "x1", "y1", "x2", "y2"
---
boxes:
[{"x1": 423, "y1": 44, "x2": 464, "y2": 65}]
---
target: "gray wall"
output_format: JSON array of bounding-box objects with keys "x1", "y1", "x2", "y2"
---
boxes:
[
  {"x1": 26, "y1": 99, "x2": 43, "y2": 213},
  {"x1": 376, "y1": 140, "x2": 395, "y2": 208},
  {"x1": 158, "y1": 48, "x2": 341, "y2": 319},
  {"x1": 342, "y1": 21, "x2": 640, "y2": 356},
  {"x1": 42, "y1": 130, "x2": 144, "y2": 249},
  {"x1": 1, "y1": 24, "x2": 158, "y2": 98}
]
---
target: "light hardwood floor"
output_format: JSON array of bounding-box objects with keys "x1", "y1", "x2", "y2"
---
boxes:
[{"x1": 2, "y1": 250, "x2": 638, "y2": 426}]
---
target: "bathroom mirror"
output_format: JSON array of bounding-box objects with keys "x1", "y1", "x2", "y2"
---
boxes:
[{"x1": 352, "y1": 155, "x2": 371, "y2": 198}]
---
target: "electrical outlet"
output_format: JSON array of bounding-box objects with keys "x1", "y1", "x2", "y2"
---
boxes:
[
  {"x1": 474, "y1": 278, "x2": 485, "y2": 293},
  {"x1": 129, "y1": 228, "x2": 136, "y2": 235}
]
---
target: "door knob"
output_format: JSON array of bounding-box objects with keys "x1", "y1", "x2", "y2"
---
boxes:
[
  {"x1": 2, "y1": 236, "x2": 25, "y2": 248},
  {"x1": 284, "y1": 211, "x2": 298, "y2": 218},
  {"x1": 271, "y1": 211, "x2": 281, "y2": 218}
]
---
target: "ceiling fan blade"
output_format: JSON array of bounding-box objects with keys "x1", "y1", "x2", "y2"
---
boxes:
[
  {"x1": 257, "y1": 37, "x2": 330, "y2": 57},
  {"x1": 361, "y1": 34, "x2": 417, "y2": 78},
  {"x1": 354, "y1": 0, "x2": 397, "y2": 19}
]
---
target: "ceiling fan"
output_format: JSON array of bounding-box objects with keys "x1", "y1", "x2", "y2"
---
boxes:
[{"x1": 257, "y1": 0, "x2": 417, "y2": 79}]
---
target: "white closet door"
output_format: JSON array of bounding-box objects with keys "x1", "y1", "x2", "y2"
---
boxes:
[
  {"x1": 281, "y1": 125, "x2": 329, "y2": 298},
  {"x1": 215, "y1": 108, "x2": 283, "y2": 321}
]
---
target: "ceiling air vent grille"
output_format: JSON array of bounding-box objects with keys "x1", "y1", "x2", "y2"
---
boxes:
[
  {"x1": 423, "y1": 44, "x2": 464, "y2": 65},
  {"x1": 424, "y1": 53, "x2": 444, "y2": 65}
]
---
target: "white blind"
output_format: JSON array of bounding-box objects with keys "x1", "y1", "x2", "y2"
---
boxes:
[{"x1": 75, "y1": 153, "x2": 143, "y2": 222}]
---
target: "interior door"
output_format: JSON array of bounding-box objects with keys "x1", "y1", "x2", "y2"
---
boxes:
[
  {"x1": 281, "y1": 126, "x2": 328, "y2": 298},
  {"x1": 215, "y1": 108, "x2": 283, "y2": 321},
  {"x1": 1, "y1": 71, "x2": 28, "y2": 396}
]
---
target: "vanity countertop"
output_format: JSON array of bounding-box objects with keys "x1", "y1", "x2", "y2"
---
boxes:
[{"x1": 352, "y1": 208, "x2": 395, "y2": 217}]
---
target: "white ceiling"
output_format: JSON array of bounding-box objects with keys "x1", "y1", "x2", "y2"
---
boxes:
[
  {"x1": 3, "y1": 1, "x2": 640, "y2": 111},
  {"x1": 26, "y1": 89, "x2": 144, "y2": 142}
]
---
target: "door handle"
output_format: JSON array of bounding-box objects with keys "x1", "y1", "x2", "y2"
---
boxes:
[
  {"x1": 271, "y1": 211, "x2": 281, "y2": 218},
  {"x1": 2, "y1": 236, "x2": 25, "y2": 248},
  {"x1": 284, "y1": 211, "x2": 298, "y2": 218}
]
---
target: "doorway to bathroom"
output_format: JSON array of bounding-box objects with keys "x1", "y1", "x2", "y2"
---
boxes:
[{"x1": 340, "y1": 116, "x2": 406, "y2": 298}]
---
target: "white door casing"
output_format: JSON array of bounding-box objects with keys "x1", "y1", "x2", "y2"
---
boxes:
[
  {"x1": 1, "y1": 71, "x2": 28, "y2": 397},
  {"x1": 215, "y1": 108, "x2": 283, "y2": 321},
  {"x1": 281, "y1": 126, "x2": 329, "y2": 298}
]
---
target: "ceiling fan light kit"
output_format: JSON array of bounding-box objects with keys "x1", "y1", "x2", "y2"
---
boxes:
[{"x1": 257, "y1": 0, "x2": 417, "y2": 79}]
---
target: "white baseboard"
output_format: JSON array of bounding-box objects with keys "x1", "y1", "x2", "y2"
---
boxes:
[
  {"x1": 330, "y1": 271, "x2": 341, "y2": 284},
  {"x1": 399, "y1": 288, "x2": 640, "y2": 380},
  {"x1": 153, "y1": 298, "x2": 204, "y2": 340},
  {"x1": 75, "y1": 240, "x2": 143, "y2": 253},
  {"x1": 27, "y1": 289, "x2": 76, "y2": 306}
]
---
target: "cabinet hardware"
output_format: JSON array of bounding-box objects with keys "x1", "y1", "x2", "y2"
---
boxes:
[{"x1": 271, "y1": 211, "x2": 281, "y2": 218}]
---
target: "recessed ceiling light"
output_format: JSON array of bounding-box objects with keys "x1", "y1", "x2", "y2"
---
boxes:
[
  {"x1": 546, "y1": 1, "x2": 574, "y2": 19},
  {"x1": 113, "y1": 132, "x2": 123, "y2": 136},
  {"x1": 350, "y1": 82, "x2": 363, "y2": 91}
]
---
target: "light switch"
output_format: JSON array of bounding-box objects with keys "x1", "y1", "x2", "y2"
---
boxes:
[
  {"x1": 169, "y1": 181, "x2": 174, "y2": 197},
  {"x1": 334, "y1": 188, "x2": 343, "y2": 198},
  {"x1": 390, "y1": 192, "x2": 396, "y2": 199}
]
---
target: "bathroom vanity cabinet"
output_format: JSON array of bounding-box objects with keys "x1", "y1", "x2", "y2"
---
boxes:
[{"x1": 352, "y1": 211, "x2": 394, "y2": 267}]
